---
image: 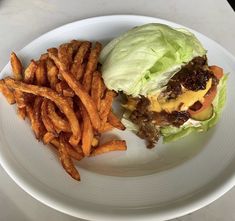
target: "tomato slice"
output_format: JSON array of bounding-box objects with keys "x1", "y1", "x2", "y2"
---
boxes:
[
  {"x1": 189, "y1": 65, "x2": 224, "y2": 116},
  {"x1": 209, "y1": 65, "x2": 223, "y2": 80}
]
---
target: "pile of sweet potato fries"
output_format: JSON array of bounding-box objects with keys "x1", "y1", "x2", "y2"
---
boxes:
[{"x1": 0, "y1": 40, "x2": 126, "y2": 181}]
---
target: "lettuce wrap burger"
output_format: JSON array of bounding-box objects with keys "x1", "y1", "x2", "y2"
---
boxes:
[{"x1": 100, "y1": 23, "x2": 227, "y2": 148}]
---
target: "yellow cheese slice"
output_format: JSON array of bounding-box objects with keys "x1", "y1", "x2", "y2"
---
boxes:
[{"x1": 148, "y1": 79, "x2": 212, "y2": 113}]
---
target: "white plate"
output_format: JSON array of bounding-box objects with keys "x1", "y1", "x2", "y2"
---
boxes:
[{"x1": 0, "y1": 15, "x2": 235, "y2": 221}]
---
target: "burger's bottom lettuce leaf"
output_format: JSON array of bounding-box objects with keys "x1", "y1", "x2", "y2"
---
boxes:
[{"x1": 160, "y1": 74, "x2": 228, "y2": 143}]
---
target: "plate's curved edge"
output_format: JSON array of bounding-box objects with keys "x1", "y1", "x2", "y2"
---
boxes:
[{"x1": 0, "y1": 15, "x2": 235, "y2": 221}]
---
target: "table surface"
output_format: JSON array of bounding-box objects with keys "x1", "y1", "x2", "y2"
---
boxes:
[{"x1": 0, "y1": 0, "x2": 235, "y2": 220}]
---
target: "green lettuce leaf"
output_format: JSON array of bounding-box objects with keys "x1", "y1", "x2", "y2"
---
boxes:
[
  {"x1": 100, "y1": 23, "x2": 206, "y2": 96},
  {"x1": 161, "y1": 74, "x2": 228, "y2": 143}
]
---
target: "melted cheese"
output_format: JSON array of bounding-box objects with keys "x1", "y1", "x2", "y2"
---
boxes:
[{"x1": 148, "y1": 79, "x2": 212, "y2": 113}]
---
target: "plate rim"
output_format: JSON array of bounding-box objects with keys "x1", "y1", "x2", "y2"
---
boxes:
[{"x1": 0, "y1": 14, "x2": 235, "y2": 221}]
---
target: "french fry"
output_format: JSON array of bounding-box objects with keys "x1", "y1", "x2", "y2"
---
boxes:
[
  {"x1": 91, "y1": 71, "x2": 102, "y2": 110},
  {"x1": 58, "y1": 136, "x2": 81, "y2": 181},
  {"x1": 90, "y1": 140, "x2": 127, "y2": 156},
  {"x1": 40, "y1": 53, "x2": 49, "y2": 61},
  {"x1": 24, "y1": 60, "x2": 37, "y2": 84},
  {"x1": 36, "y1": 60, "x2": 47, "y2": 86},
  {"x1": 41, "y1": 99, "x2": 57, "y2": 134},
  {"x1": 70, "y1": 40, "x2": 82, "y2": 53},
  {"x1": 4, "y1": 77, "x2": 80, "y2": 145},
  {"x1": 70, "y1": 41, "x2": 91, "y2": 79},
  {"x1": 82, "y1": 42, "x2": 102, "y2": 92},
  {"x1": 76, "y1": 63, "x2": 86, "y2": 81},
  {"x1": 99, "y1": 90, "x2": 116, "y2": 130},
  {"x1": 108, "y1": 111, "x2": 126, "y2": 130},
  {"x1": 10, "y1": 52, "x2": 23, "y2": 81},
  {"x1": 33, "y1": 96, "x2": 46, "y2": 139},
  {"x1": 14, "y1": 90, "x2": 26, "y2": 120},
  {"x1": 48, "y1": 50, "x2": 101, "y2": 130},
  {"x1": 58, "y1": 43, "x2": 73, "y2": 70},
  {"x1": 80, "y1": 104, "x2": 94, "y2": 156},
  {"x1": 43, "y1": 132, "x2": 55, "y2": 144},
  {"x1": 50, "y1": 138, "x2": 84, "y2": 161},
  {"x1": 98, "y1": 122, "x2": 114, "y2": 133},
  {"x1": 0, "y1": 80, "x2": 16, "y2": 104},
  {"x1": 17, "y1": 107, "x2": 26, "y2": 120},
  {"x1": 56, "y1": 81, "x2": 74, "y2": 97},
  {"x1": 46, "y1": 58, "x2": 59, "y2": 90},
  {"x1": 47, "y1": 100, "x2": 71, "y2": 133}
]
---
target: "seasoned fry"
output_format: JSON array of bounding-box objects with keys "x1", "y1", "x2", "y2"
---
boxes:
[
  {"x1": 82, "y1": 42, "x2": 102, "y2": 92},
  {"x1": 58, "y1": 43, "x2": 73, "y2": 70},
  {"x1": 50, "y1": 138, "x2": 84, "y2": 161},
  {"x1": 91, "y1": 71, "x2": 102, "y2": 110},
  {"x1": 24, "y1": 60, "x2": 37, "y2": 84},
  {"x1": 33, "y1": 96, "x2": 46, "y2": 139},
  {"x1": 90, "y1": 140, "x2": 127, "y2": 156},
  {"x1": 58, "y1": 136, "x2": 81, "y2": 181},
  {"x1": 80, "y1": 105, "x2": 94, "y2": 156},
  {"x1": 13, "y1": 90, "x2": 25, "y2": 108},
  {"x1": 4, "y1": 78, "x2": 80, "y2": 145},
  {"x1": 46, "y1": 58, "x2": 59, "y2": 90},
  {"x1": 43, "y1": 132, "x2": 55, "y2": 144},
  {"x1": 48, "y1": 50, "x2": 101, "y2": 130},
  {"x1": 70, "y1": 41, "x2": 91, "y2": 78},
  {"x1": 36, "y1": 60, "x2": 47, "y2": 86},
  {"x1": 99, "y1": 122, "x2": 114, "y2": 133},
  {"x1": 17, "y1": 107, "x2": 26, "y2": 120},
  {"x1": 14, "y1": 90, "x2": 26, "y2": 119},
  {"x1": 0, "y1": 80, "x2": 15, "y2": 104},
  {"x1": 40, "y1": 53, "x2": 49, "y2": 61},
  {"x1": 47, "y1": 100, "x2": 71, "y2": 133},
  {"x1": 1, "y1": 40, "x2": 127, "y2": 182},
  {"x1": 108, "y1": 111, "x2": 125, "y2": 130},
  {"x1": 10, "y1": 52, "x2": 23, "y2": 81},
  {"x1": 70, "y1": 40, "x2": 82, "y2": 53},
  {"x1": 76, "y1": 63, "x2": 86, "y2": 81},
  {"x1": 41, "y1": 99, "x2": 57, "y2": 134},
  {"x1": 99, "y1": 90, "x2": 116, "y2": 130}
]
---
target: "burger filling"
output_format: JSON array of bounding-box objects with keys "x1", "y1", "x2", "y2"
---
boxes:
[{"x1": 124, "y1": 56, "x2": 219, "y2": 148}]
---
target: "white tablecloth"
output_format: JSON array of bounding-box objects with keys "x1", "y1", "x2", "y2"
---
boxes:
[{"x1": 0, "y1": 0, "x2": 235, "y2": 220}]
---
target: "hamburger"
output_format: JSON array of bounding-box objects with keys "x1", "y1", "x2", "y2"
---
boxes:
[{"x1": 100, "y1": 24, "x2": 227, "y2": 148}]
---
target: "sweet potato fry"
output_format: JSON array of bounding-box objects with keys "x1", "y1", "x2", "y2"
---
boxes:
[
  {"x1": 40, "y1": 53, "x2": 49, "y2": 61},
  {"x1": 108, "y1": 111, "x2": 126, "y2": 130},
  {"x1": 56, "y1": 81, "x2": 74, "y2": 97},
  {"x1": 70, "y1": 41, "x2": 91, "y2": 79},
  {"x1": 58, "y1": 43, "x2": 73, "y2": 70},
  {"x1": 0, "y1": 80, "x2": 15, "y2": 104},
  {"x1": 48, "y1": 51, "x2": 101, "y2": 130},
  {"x1": 14, "y1": 90, "x2": 26, "y2": 119},
  {"x1": 91, "y1": 71, "x2": 102, "y2": 110},
  {"x1": 98, "y1": 122, "x2": 114, "y2": 133},
  {"x1": 70, "y1": 40, "x2": 82, "y2": 53},
  {"x1": 41, "y1": 99, "x2": 57, "y2": 134},
  {"x1": 33, "y1": 96, "x2": 46, "y2": 139},
  {"x1": 4, "y1": 77, "x2": 80, "y2": 145},
  {"x1": 10, "y1": 52, "x2": 23, "y2": 81},
  {"x1": 58, "y1": 136, "x2": 81, "y2": 181},
  {"x1": 24, "y1": 60, "x2": 37, "y2": 84},
  {"x1": 17, "y1": 107, "x2": 26, "y2": 120},
  {"x1": 43, "y1": 132, "x2": 55, "y2": 144},
  {"x1": 46, "y1": 58, "x2": 59, "y2": 90},
  {"x1": 90, "y1": 140, "x2": 127, "y2": 156},
  {"x1": 47, "y1": 100, "x2": 71, "y2": 133},
  {"x1": 50, "y1": 138, "x2": 84, "y2": 161},
  {"x1": 82, "y1": 42, "x2": 102, "y2": 92},
  {"x1": 36, "y1": 60, "x2": 47, "y2": 86},
  {"x1": 80, "y1": 104, "x2": 94, "y2": 156},
  {"x1": 99, "y1": 90, "x2": 116, "y2": 129}
]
